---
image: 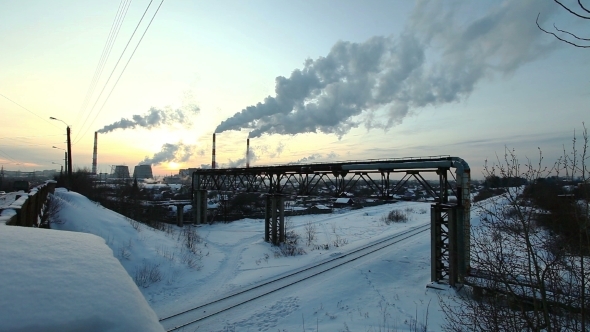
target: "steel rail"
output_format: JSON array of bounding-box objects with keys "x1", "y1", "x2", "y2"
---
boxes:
[{"x1": 159, "y1": 223, "x2": 430, "y2": 331}]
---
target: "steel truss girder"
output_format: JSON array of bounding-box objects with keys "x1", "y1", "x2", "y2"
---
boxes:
[{"x1": 192, "y1": 157, "x2": 471, "y2": 268}]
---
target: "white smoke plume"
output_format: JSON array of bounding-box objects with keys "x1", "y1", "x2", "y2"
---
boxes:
[
  {"x1": 269, "y1": 142, "x2": 285, "y2": 158},
  {"x1": 227, "y1": 149, "x2": 259, "y2": 168},
  {"x1": 98, "y1": 105, "x2": 200, "y2": 133},
  {"x1": 215, "y1": 0, "x2": 558, "y2": 138},
  {"x1": 140, "y1": 142, "x2": 195, "y2": 166},
  {"x1": 288, "y1": 152, "x2": 339, "y2": 164}
]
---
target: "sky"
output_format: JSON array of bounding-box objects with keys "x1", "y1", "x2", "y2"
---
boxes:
[{"x1": 1, "y1": 0, "x2": 589, "y2": 177}]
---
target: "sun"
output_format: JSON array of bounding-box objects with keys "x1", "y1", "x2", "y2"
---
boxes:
[{"x1": 167, "y1": 162, "x2": 180, "y2": 170}]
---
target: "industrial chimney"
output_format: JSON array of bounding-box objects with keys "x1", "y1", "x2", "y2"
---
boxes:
[
  {"x1": 246, "y1": 138, "x2": 250, "y2": 168},
  {"x1": 92, "y1": 131, "x2": 98, "y2": 174},
  {"x1": 212, "y1": 133, "x2": 216, "y2": 169}
]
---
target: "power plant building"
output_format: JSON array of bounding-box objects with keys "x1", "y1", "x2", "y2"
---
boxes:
[
  {"x1": 133, "y1": 165, "x2": 153, "y2": 179},
  {"x1": 111, "y1": 165, "x2": 130, "y2": 178}
]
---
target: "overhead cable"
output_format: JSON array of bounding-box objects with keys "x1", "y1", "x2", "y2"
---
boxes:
[
  {"x1": 74, "y1": 0, "x2": 165, "y2": 145},
  {"x1": 74, "y1": 0, "x2": 132, "y2": 129},
  {"x1": 0, "y1": 92, "x2": 61, "y2": 129},
  {"x1": 73, "y1": 0, "x2": 158, "y2": 144}
]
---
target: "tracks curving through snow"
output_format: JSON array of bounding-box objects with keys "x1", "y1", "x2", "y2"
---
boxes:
[{"x1": 159, "y1": 223, "x2": 430, "y2": 331}]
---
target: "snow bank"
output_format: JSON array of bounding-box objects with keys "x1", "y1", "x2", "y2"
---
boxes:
[{"x1": 0, "y1": 226, "x2": 164, "y2": 331}]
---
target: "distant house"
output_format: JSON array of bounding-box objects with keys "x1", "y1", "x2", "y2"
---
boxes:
[
  {"x1": 333, "y1": 197, "x2": 354, "y2": 208},
  {"x1": 308, "y1": 204, "x2": 332, "y2": 214}
]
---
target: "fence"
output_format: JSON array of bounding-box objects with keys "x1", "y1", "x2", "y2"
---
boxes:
[{"x1": 0, "y1": 181, "x2": 56, "y2": 227}]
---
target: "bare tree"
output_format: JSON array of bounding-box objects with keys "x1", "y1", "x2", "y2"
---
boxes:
[
  {"x1": 537, "y1": 1, "x2": 590, "y2": 48},
  {"x1": 440, "y1": 126, "x2": 590, "y2": 331}
]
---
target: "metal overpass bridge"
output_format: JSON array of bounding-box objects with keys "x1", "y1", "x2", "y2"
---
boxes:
[{"x1": 191, "y1": 155, "x2": 471, "y2": 286}]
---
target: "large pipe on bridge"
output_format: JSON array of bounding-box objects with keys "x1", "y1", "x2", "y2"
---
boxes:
[{"x1": 341, "y1": 160, "x2": 453, "y2": 171}]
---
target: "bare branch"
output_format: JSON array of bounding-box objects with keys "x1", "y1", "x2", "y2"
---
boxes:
[
  {"x1": 554, "y1": 0, "x2": 590, "y2": 19},
  {"x1": 554, "y1": 23, "x2": 590, "y2": 41},
  {"x1": 578, "y1": 0, "x2": 590, "y2": 14},
  {"x1": 537, "y1": 13, "x2": 590, "y2": 48}
]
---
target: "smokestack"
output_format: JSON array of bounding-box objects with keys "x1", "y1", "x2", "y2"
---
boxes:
[
  {"x1": 92, "y1": 132, "x2": 98, "y2": 175},
  {"x1": 246, "y1": 138, "x2": 250, "y2": 168},
  {"x1": 212, "y1": 133, "x2": 216, "y2": 169}
]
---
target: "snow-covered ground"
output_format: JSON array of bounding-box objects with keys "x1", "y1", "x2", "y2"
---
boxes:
[
  {"x1": 0, "y1": 225, "x2": 164, "y2": 332},
  {"x1": 47, "y1": 189, "x2": 461, "y2": 331}
]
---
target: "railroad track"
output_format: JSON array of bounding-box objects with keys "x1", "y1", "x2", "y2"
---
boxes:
[{"x1": 159, "y1": 223, "x2": 430, "y2": 331}]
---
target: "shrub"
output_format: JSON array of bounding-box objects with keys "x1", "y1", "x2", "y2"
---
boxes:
[
  {"x1": 382, "y1": 210, "x2": 408, "y2": 224},
  {"x1": 178, "y1": 227, "x2": 201, "y2": 253},
  {"x1": 134, "y1": 261, "x2": 162, "y2": 288},
  {"x1": 304, "y1": 220, "x2": 317, "y2": 246},
  {"x1": 275, "y1": 229, "x2": 306, "y2": 257}
]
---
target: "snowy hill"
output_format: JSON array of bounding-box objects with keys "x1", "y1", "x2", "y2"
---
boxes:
[{"x1": 47, "y1": 188, "x2": 453, "y2": 331}]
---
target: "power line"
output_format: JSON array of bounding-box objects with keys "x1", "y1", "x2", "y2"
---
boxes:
[
  {"x1": 0, "y1": 134, "x2": 64, "y2": 140},
  {"x1": 0, "y1": 93, "x2": 61, "y2": 129},
  {"x1": 83, "y1": 0, "x2": 166, "y2": 141},
  {"x1": 74, "y1": 0, "x2": 158, "y2": 144},
  {"x1": 0, "y1": 148, "x2": 21, "y2": 164},
  {"x1": 74, "y1": 0, "x2": 132, "y2": 129}
]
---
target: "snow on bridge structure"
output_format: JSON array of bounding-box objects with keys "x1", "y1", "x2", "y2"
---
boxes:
[{"x1": 191, "y1": 156, "x2": 471, "y2": 286}]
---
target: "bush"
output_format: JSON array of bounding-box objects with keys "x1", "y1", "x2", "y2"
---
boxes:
[
  {"x1": 179, "y1": 227, "x2": 201, "y2": 253},
  {"x1": 276, "y1": 230, "x2": 306, "y2": 257},
  {"x1": 134, "y1": 261, "x2": 162, "y2": 288},
  {"x1": 45, "y1": 194, "x2": 64, "y2": 226},
  {"x1": 382, "y1": 210, "x2": 408, "y2": 224},
  {"x1": 304, "y1": 220, "x2": 317, "y2": 246}
]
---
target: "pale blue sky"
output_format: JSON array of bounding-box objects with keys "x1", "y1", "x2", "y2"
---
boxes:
[{"x1": 0, "y1": 0, "x2": 588, "y2": 177}]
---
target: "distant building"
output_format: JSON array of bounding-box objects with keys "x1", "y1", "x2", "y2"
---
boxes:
[
  {"x1": 163, "y1": 175, "x2": 182, "y2": 184},
  {"x1": 179, "y1": 168, "x2": 199, "y2": 179},
  {"x1": 111, "y1": 165, "x2": 130, "y2": 178},
  {"x1": 133, "y1": 165, "x2": 153, "y2": 179},
  {"x1": 333, "y1": 197, "x2": 354, "y2": 208}
]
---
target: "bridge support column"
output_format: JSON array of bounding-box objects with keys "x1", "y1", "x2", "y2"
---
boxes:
[
  {"x1": 431, "y1": 203, "x2": 460, "y2": 287},
  {"x1": 176, "y1": 204, "x2": 185, "y2": 227},
  {"x1": 193, "y1": 189, "x2": 207, "y2": 225},
  {"x1": 265, "y1": 194, "x2": 284, "y2": 245}
]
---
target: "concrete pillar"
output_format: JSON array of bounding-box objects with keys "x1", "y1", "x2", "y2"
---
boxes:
[
  {"x1": 265, "y1": 195, "x2": 271, "y2": 242},
  {"x1": 448, "y1": 207, "x2": 457, "y2": 288},
  {"x1": 265, "y1": 194, "x2": 285, "y2": 245},
  {"x1": 278, "y1": 195, "x2": 285, "y2": 243},
  {"x1": 194, "y1": 190, "x2": 207, "y2": 225},
  {"x1": 271, "y1": 196, "x2": 278, "y2": 245},
  {"x1": 431, "y1": 204, "x2": 439, "y2": 283},
  {"x1": 176, "y1": 204, "x2": 184, "y2": 227}
]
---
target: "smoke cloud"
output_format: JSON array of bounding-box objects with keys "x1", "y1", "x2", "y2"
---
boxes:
[
  {"x1": 269, "y1": 142, "x2": 285, "y2": 158},
  {"x1": 288, "y1": 152, "x2": 339, "y2": 164},
  {"x1": 98, "y1": 105, "x2": 200, "y2": 133},
  {"x1": 215, "y1": 0, "x2": 558, "y2": 138},
  {"x1": 140, "y1": 142, "x2": 195, "y2": 166},
  {"x1": 227, "y1": 149, "x2": 259, "y2": 168}
]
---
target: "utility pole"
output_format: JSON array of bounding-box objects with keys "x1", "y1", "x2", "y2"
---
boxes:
[
  {"x1": 50, "y1": 117, "x2": 73, "y2": 189},
  {"x1": 66, "y1": 126, "x2": 72, "y2": 185}
]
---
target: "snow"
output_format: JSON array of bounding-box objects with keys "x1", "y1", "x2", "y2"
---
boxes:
[
  {"x1": 0, "y1": 226, "x2": 163, "y2": 332},
  {"x1": 4, "y1": 188, "x2": 474, "y2": 331}
]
